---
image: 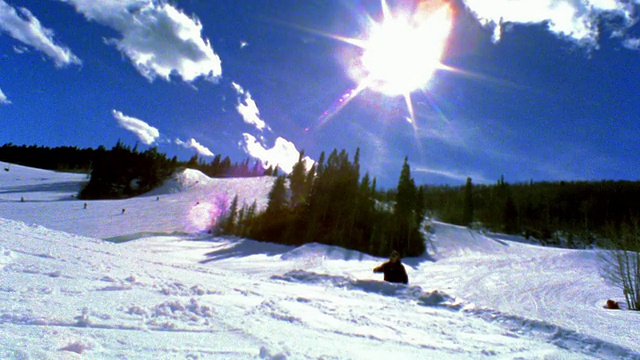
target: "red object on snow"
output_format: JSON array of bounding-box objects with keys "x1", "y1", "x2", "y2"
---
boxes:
[{"x1": 604, "y1": 299, "x2": 620, "y2": 309}]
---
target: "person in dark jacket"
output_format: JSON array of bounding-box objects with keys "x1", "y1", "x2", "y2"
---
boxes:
[{"x1": 373, "y1": 250, "x2": 408, "y2": 284}]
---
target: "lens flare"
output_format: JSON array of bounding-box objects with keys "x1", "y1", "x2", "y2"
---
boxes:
[{"x1": 185, "y1": 194, "x2": 230, "y2": 233}]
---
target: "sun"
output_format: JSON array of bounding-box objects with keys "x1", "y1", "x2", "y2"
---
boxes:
[
  {"x1": 359, "y1": 2, "x2": 453, "y2": 96},
  {"x1": 315, "y1": 0, "x2": 454, "y2": 124}
]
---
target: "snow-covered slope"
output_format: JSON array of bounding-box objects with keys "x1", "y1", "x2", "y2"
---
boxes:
[
  {"x1": 0, "y1": 165, "x2": 274, "y2": 239},
  {"x1": 0, "y1": 164, "x2": 638, "y2": 359}
]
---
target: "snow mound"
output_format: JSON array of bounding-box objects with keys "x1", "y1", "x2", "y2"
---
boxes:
[
  {"x1": 148, "y1": 168, "x2": 212, "y2": 194},
  {"x1": 139, "y1": 298, "x2": 216, "y2": 330},
  {"x1": 431, "y1": 221, "x2": 510, "y2": 259},
  {"x1": 271, "y1": 270, "x2": 463, "y2": 309},
  {"x1": 281, "y1": 243, "x2": 378, "y2": 262}
]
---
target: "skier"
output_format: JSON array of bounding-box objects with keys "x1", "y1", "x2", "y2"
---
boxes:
[{"x1": 373, "y1": 250, "x2": 408, "y2": 284}]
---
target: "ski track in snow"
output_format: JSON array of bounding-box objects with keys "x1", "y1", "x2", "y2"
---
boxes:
[{"x1": 0, "y1": 164, "x2": 639, "y2": 359}]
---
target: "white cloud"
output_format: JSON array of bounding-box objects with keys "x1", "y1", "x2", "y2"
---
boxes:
[
  {"x1": 0, "y1": 87, "x2": 11, "y2": 105},
  {"x1": 241, "y1": 134, "x2": 314, "y2": 174},
  {"x1": 232, "y1": 82, "x2": 271, "y2": 132},
  {"x1": 0, "y1": 0, "x2": 81, "y2": 67},
  {"x1": 175, "y1": 138, "x2": 214, "y2": 157},
  {"x1": 60, "y1": 0, "x2": 222, "y2": 82},
  {"x1": 112, "y1": 109, "x2": 160, "y2": 145},
  {"x1": 461, "y1": 0, "x2": 638, "y2": 46}
]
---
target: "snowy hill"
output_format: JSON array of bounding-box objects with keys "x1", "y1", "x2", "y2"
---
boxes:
[
  {"x1": 0, "y1": 165, "x2": 274, "y2": 239},
  {"x1": 0, "y1": 164, "x2": 639, "y2": 359}
]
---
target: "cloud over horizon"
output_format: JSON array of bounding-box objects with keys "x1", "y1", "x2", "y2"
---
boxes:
[
  {"x1": 112, "y1": 109, "x2": 160, "y2": 145},
  {"x1": 175, "y1": 138, "x2": 214, "y2": 157},
  {"x1": 462, "y1": 0, "x2": 639, "y2": 45},
  {"x1": 231, "y1": 81, "x2": 311, "y2": 174},
  {"x1": 0, "y1": 88, "x2": 11, "y2": 105},
  {"x1": 0, "y1": 0, "x2": 81, "y2": 67},
  {"x1": 59, "y1": 0, "x2": 222, "y2": 82},
  {"x1": 241, "y1": 134, "x2": 314, "y2": 174}
]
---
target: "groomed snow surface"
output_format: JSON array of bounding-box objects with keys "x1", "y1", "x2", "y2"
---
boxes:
[{"x1": 0, "y1": 164, "x2": 638, "y2": 359}]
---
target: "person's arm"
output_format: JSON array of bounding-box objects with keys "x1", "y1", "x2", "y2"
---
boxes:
[{"x1": 373, "y1": 262, "x2": 386, "y2": 273}]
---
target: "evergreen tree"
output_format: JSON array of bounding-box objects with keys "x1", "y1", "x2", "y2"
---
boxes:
[
  {"x1": 289, "y1": 151, "x2": 307, "y2": 208},
  {"x1": 416, "y1": 185, "x2": 426, "y2": 223},
  {"x1": 221, "y1": 195, "x2": 239, "y2": 234},
  {"x1": 463, "y1": 177, "x2": 474, "y2": 225},
  {"x1": 392, "y1": 157, "x2": 424, "y2": 256},
  {"x1": 266, "y1": 176, "x2": 288, "y2": 216}
]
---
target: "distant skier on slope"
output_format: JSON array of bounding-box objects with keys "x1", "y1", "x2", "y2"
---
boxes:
[{"x1": 373, "y1": 250, "x2": 408, "y2": 284}]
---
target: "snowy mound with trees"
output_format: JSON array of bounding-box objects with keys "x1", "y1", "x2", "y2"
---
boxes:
[{"x1": 0, "y1": 164, "x2": 638, "y2": 359}]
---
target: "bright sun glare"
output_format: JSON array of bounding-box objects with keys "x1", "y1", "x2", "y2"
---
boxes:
[
  {"x1": 316, "y1": 0, "x2": 454, "y2": 124},
  {"x1": 360, "y1": 2, "x2": 453, "y2": 96}
]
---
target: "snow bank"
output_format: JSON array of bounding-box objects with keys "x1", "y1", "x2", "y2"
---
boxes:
[
  {"x1": 272, "y1": 270, "x2": 462, "y2": 309},
  {"x1": 147, "y1": 168, "x2": 213, "y2": 194},
  {"x1": 281, "y1": 242, "x2": 379, "y2": 262}
]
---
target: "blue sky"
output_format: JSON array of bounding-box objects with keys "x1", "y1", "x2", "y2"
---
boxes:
[{"x1": 1, "y1": 0, "x2": 639, "y2": 188}]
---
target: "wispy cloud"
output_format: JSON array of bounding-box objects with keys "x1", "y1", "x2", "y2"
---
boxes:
[
  {"x1": 112, "y1": 109, "x2": 160, "y2": 145},
  {"x1": 0, "y1": 87, "x2": 11, "y2": 105},
  {"x1": 60, "y1": 0, "x2": 221, "y2": 82},
  {"x1": 175, "y1": 138, "x2": 214, "y2": 157},
  {"x1": 241, "y1": 134, "x2": 313, "y2": 174},
  {"x1": 461, "y1": 0, "x2": 638, "y2": 46},
  {"x1": 231, "y1": 82, "x2": 271, "y2": 132},
  {"x1": 414, "y1": 166, "x2": 491, "y2": 184},
  {"x1": 0, "y1": 0, "x2": 81, "y2": 67}
]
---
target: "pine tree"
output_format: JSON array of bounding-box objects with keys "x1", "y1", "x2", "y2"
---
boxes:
[
  {"x1": 395, "y1": 157, "x2": 416, "y2": 217},
  {"x1": 266, "y1": 176, "x2": 288, "y2": 216},
  {"x1": 415, "y1": 185, "x2": 426, "y2": 223},
  {"x1": 221, "y1": 195, "x2": 239, "y2": 234},
  {"x1": 463, "y1": 177, "x2": 474, "y2": 225},
  {"x1": 393, "y1": 157, "x2": 424, "y2": 256},
  {"x1": 289, "y1": 151, "x2": 307, "y2": 208}
]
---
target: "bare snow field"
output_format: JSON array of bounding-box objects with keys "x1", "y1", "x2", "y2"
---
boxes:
[{"x1": 0, "y1": 164, "x2": 638, "y2": 359}]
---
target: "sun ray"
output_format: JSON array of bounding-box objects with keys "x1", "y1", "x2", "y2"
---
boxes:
[
  {"x1": 380, "y1": 0, "x2": 393, "y2": 23},
  {"x1": 404, "y1": 94, "x2": 415, "y2": 124},
  {"x1": 317, "y1": 80, "x2": 370, "y2": 128}
]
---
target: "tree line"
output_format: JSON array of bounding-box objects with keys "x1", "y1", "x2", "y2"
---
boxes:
[
  {"x1": 184, "y1": 154, "x2": 278, "y2": 178},
  {"x1": 215, "y1": 149, "x2": 427, "y2": 258},
  {"x1": 423, "y1": 175, "x2": 640, "y2": 248},
  {"x1": 0, "y1": 143, "x2": 98, "y2": 172},
  {"x1": 79, "y1": 141, "x2": 178, "y2": 199}
]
